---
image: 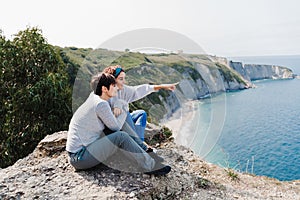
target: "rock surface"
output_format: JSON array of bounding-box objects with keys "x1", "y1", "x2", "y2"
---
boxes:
[{"x1": 1, "y1": 129, "x2": 299, "y2": 200}]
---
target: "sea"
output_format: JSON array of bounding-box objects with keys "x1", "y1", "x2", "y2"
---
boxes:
[{"x1": 189, "y1": 55, "x2": 300, "y2": 181}]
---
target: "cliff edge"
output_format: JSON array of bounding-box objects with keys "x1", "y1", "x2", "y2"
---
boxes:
[{"x1": 0, "y1": 128, "x2": 299, "y2": 200}]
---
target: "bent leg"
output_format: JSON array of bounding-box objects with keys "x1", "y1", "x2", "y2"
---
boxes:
[
  {"x1": 87, "y1": 131, "x2": 155, "y2": 172},
  {"x1": 130, "y1": 110, "x2": 147, "y2": 141},
  {"x1": 122, "y1": 112, "x2": 148, "y2": 151},
  {"x1": 69, "y1": 132, "x2": 121, "y2": 170}
]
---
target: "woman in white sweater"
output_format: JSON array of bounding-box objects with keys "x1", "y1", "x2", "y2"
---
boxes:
[
  {"x1": 66, "y1": 73, "x2": 171, "y2": 175},
  {"x1": 103, "y1": 65, "x2": 177, "y2": 151}
]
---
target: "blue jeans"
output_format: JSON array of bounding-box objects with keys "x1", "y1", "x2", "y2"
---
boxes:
[
  {"x1": 68, "y1": 131, "x2": 155, "y2": 172},
  {"x1": 129, "y1": 110, "x2": 147, "y2": 141},
  {"x1": 120, "y1": 110, "x2": 148, "y2": 151}
]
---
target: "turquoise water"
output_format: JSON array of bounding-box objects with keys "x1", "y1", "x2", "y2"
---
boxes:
[{"x1": 191, "y1": 56, "x2": 300, "y2": 181}]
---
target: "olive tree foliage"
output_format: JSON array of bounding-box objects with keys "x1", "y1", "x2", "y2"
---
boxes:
[{"x1": 0, "y1": 28, "x2": 72, "y2": 168}]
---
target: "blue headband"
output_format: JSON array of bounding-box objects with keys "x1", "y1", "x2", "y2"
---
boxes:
[{"x1": 114, "y1": 67, "x2": 124, "y2": 78}]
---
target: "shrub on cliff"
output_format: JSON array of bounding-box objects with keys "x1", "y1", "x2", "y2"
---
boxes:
[{"x1": 0, "y1": 28, "x2": 72, "y2": 168}]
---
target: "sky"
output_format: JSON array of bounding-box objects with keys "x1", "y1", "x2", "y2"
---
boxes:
[{"x1": 1, "y1": 0, "x2": 300, "y2": 57}]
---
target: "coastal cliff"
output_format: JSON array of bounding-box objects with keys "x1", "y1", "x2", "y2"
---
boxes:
[
  {"x1": 1, "y1": 130, "x2": 299, "y2": 199},
  {"x1": 1, "y1": 29, "x2": 298, "y2": 199},
  {"x1": 123, "y1": 54, "x2": 294, "y2": 121},
  {"x1": 64, "y1": 47, "x2": 294, "y2": 123},
  {"x1": 228, "y1": 61, "x2": 294, "y2": 81},
  {"x1": 1, "y1": 46, "x2": 298, "y2": 199}
]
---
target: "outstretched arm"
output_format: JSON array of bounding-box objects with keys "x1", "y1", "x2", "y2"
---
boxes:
[
  {"x1": 153, "y1": 82, "x2": 179, "y2": 91},
  {"x1": 112, "y1": 82, "x2": 179, "y2": 116},
  {"x1": 123, "y1": 82, "x2": 179, "y2": 103}
]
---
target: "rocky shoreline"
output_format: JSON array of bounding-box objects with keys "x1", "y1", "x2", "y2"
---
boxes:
[{"x1": 0, "y1": 128, "x2": 299, "y2": 200}]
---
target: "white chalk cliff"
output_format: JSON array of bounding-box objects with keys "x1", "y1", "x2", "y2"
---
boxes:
[
  {"x1": 125, "y1": 54, "x2": 295, "y2": 122},
  {"x1": 228, "y1": 61, "x2": 294, "y2": 81}
]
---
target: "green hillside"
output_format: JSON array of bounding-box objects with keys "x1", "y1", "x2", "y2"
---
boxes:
[
  {"x1": 60, "y1": 47, "x2": 247, "y2": 124},
  {"x1": 0, "y1": 27, "x2": 275, "y2": 169}
]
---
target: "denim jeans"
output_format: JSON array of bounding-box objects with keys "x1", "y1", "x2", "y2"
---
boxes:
[
  {"x1": 68, "y1": 131, "x2": 155, "y2": 172},
  {"x1": 102, "y1": 110, "x2": 148, "y2": 151},
  {"x1": 120, "y1": 110, "x2": 148, "y2": 151},
  {"x1": 128, "y1": 110, "x2": 147, "y2": 141}
]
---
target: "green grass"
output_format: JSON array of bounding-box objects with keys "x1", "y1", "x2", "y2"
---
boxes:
[
  {"x1": 144, "y1": 125, "x2": 173, "y2": 146},
  {"x1": 225, "y1": 168, "x2": 240, "y2": 181},
  {"x1": 59, "y1": 47, "x2": 248, "y2": 117},
  {"x1": 215, "y1": 62, "x2": 247, "y2": 85},
  {"x1": 61, "y1": 46, "x2": 93, "y2": 64},
  {"x1": 60, "y1": 47, "x2": 246, "y2": 87},
  {"x1": 196, "y1": 177, "x2": 210, "y2": 189},
  {"x1": 111, "y1": 52, "x2": 150, "y2": 69}
]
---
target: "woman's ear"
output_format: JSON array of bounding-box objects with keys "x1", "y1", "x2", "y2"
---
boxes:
[{"x1": 102, "y1": 85, "x2": 108, "y2": 93}]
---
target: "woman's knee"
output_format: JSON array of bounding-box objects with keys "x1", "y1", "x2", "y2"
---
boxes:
[
  {"x1": 135, "y1": 109, "x2": 147, "y2": 117},
  {"x1": 112, "y1": 131, "x2": 131, "y2": 141},
  {"x1": 140, "y1": 110, "x2": 147, "y2": 118},
  {"x1": 140, "y1": 111, "x2": 147, "y2": 126},
  {"x1": 69, "y1": 152, "x2": 100, "y2": 170}
]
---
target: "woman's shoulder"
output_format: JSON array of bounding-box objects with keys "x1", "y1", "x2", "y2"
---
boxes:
[
  {"x1": 95, "y1": 98, "x2": 110, "y2": 108},
  {"x1": 90, "y1": 93, "x2": 108, "y2": 105}
]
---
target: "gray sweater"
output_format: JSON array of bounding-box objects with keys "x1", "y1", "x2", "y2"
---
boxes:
[
  {"x1": 66, "y1": 92, "x2": 127, "y2": 153},
  {"x1": 109, "y1": 84, "x2": 155, "y2": 109}
]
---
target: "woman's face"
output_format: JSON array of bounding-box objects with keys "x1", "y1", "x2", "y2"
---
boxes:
[
  {"x1": 115, "y1": 72, "x2": 126, "y2": 90},
  {"x1": 107, "y1": 84, "x2": 118, "y2": 97}
]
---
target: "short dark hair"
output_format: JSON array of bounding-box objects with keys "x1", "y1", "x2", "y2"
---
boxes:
[{"x1": 90, "y1": 73, "x2": 116, "y2": 96}]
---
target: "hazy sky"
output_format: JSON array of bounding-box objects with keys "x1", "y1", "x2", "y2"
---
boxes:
[{"x1": 1, "y1": 0, "x2": 300, "y2": 57}]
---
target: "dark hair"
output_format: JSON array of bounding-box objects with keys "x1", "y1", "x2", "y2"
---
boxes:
[
  {"x1": 90, "y1": 73, "x2": 116, "y2": 96},
  {"x1": 103, "y1": 65, "x2": 124, "y2": 78}
]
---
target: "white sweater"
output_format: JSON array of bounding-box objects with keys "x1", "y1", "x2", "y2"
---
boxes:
[
  {"x1": 66, "y1": 92, "x2": 127, "y2": 153},
  {"x1": 109, "y1": 84, "x2": 155, "y2": 109}
]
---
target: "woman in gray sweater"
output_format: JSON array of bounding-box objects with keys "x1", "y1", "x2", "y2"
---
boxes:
[
  {"x1": 103, "y1": 65, "x2": 177, "y2": 151},
  {"x1": 66, "y1": 73, "x2": 171, "y2": 175}
]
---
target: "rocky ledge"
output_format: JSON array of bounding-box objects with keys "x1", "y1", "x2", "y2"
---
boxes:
[{"x1": 0, "y1": 127, "x2": 299, "y2": 200}]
